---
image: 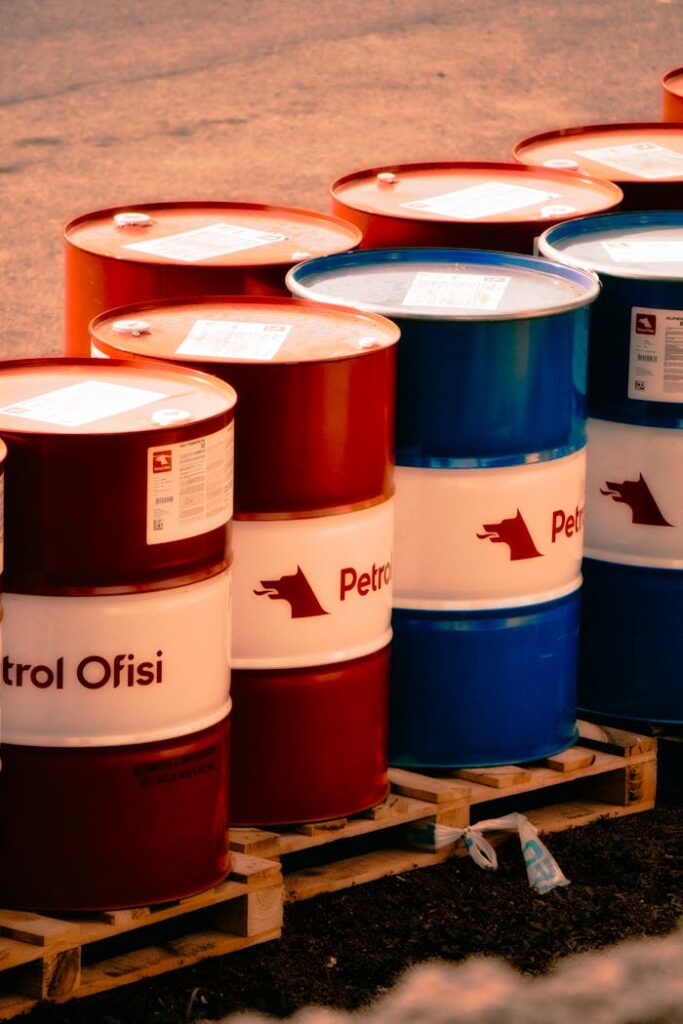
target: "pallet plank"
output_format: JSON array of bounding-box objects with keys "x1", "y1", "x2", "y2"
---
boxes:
[
  {"x1": 541, "y1": 747, "x2": 596, "y2": 773},
  {"x1": 455, "y1": 765, "x2": 532, "y2": 788}
]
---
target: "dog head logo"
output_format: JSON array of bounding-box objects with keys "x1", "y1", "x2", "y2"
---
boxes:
[
  {"x1": 600, "y1": 474, "x2": 673, "y2": 527},
  {"x1": 254, "y1": 566, "x2": 329, "y2": 618},
  {"x1": 476, "y1": 509, "x2": 543, "y2": 561}
]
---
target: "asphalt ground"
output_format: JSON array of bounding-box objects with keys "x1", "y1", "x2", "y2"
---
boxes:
[{"x1": 1, "y1": 0, "x2": 683, "y2": 358}]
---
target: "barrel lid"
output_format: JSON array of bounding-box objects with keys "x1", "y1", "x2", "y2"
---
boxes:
[
  {"x1": 662, "y1": 66, "x2": 683, "y2": 99},
  {"x1": 64, "y1": 202, "x2": 362, "y2": 266},
  {"x1": 286, "y1": 248, "x2": 600, "y2": 322},
  {"x1": 0, "y1": 359, "x2": 236, "y2": 435},
  {"x1": 538, "y1": 211, "x2": 683, "y2": 280},
  {"x1": 513, "y1": 123, "x2": 683, "y2": 183},
  {"x1": 91, "y1": 296, "x2": 399, "y2": 364},
  {"x1": 331, "y1": 161, "x2": 622, "y2": 223}
]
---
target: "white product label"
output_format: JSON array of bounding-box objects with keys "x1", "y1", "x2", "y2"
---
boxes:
[
  {"x1": 628, "y1": 307, "x2": 683, "y2": 401},
  {"x1": 147, "y1": 423, "x2": 233, "y2": 544},
  {"x1": 176, "y1": 320, "x2": 292, "y2": 360},
  {"x1": 123, "y1": 223, "x2": 287, "y2": 262},
  {"x1": 0, "y1": 380, "x2": 167, "y2": 427},
  {"x1": 401, "y1": 181, "x2": 562, "y2": 219},
  {"x1": 601, "y1": 239, "x2": 683, "y2": 263},
  {"x1": 402, "y1": 272, "x2": 511, "y2": 310},
  {"x1": 575, "y1": 142, "x2": 683, "y2": 180}
]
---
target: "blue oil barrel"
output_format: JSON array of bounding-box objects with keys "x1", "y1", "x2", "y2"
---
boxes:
[{"x1": 287, "y1": 248, "x2": 599, "y2": 465}]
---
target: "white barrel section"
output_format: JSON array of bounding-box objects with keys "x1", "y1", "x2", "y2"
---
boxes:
[
  {"x1": 585, "y1": 417, "x2": 683, "y2": 567},
  {"x1": 393, "y1": 450, "x2": 586, "y2": 608},
  {"x1": 231, "y1": 501, "x2": 394, "y2": 667},
  {"x1": 1, "y1": 570, "x2": 231, "y2": 746}
]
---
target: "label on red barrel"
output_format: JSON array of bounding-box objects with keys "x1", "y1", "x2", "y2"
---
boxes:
[
  {"x1": 176, "y1": 320, "x2": 292, "y2": 360},
  {"x1": 0, "y1": 380, "x2": 167, "y2": 427},
  {"x1": 628, "y1": 307, "x2": 683, "y2": 401},
  {"x1": 231, "y1": 500, "x2": 393, "y2": 668},
  {"x1": 123, "y1": 223, "x2": 287, "y2": 262},
  {"x1": 401, "y1": 181, "x2": 562, "y2": 219},
  {"x1": 1, "y1": 571, "x2": 232, "y2": 747},
  {"x1": 147, "y1": 424, "x2": 233, "y2": 544},
  {"x1": 402, "y1": 272, "x2": 511, "y2": 310},
  {"x1": 575, "y1": 142, "x2": 683, "y2": 179}
]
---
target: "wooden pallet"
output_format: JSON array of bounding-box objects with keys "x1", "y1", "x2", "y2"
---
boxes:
[
  {"x1": 230, "y1": 720, "x2": 657, "y2": 902},
  {"x1": 0, "y1": 853, "x2": 283, "y2": 1020}
]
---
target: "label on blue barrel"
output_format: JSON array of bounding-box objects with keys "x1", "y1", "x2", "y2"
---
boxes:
[
  {"x1": 402, "y1": 271, "x2": 511, "y2": 310},
  {"x1": 574, "y1": 142, "x2": 683, "y2": 180},
  {"x1": 628, "y1": 307, "x2": 683, "y2": 401},
  {"x1": 602, "y1": 239, "x2": 683, "y2": 263}
]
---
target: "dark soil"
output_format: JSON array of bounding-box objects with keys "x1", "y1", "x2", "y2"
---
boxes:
[{"x1": 23, "y1": 798, "x2": 683, "y2": 1024}]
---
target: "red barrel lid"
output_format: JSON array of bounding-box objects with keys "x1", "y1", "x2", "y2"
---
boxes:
[
  {"x1": 331, "y1": 161, "x2": 622, "y2": 224},
  {"x1": 513, "y1": 123, "x2": 683, "y2": 183},
  {"x1": 663, "y1": 67, "x2": 683, "y2": 100},
  {"x1": 90, "y1": 295, "x2": 399, "y2": 363},
  {"x1": 64, "y1": 202, "x2": 362, "y2": 267},
  {"x1": 0, "y1": 357, "x2": 236, "y2": 434}
]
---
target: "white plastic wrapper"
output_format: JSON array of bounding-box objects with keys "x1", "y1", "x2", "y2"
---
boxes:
[{"x1": 411, "y1": 812, "x2": 570, "y2": 894}]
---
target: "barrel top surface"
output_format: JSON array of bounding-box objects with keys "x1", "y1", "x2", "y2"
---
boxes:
[
  {"x1": 64, "y1": 201, "x2": 362, "y2": 266},
  {"x1": 286, "y1": 248, "x2": 600, "y2": 321},
  {"x1": 91, "y1": 295, "x2": 399, "y2": 364},
  {"x1": 663, "y1": 67, "x2": 683, "y2": 98},
  {"x1": 513, "y1": 122, "x2": 683, "y2": 182},
  {"x1": 0, "y1": 358, "x2": 236, "y2": 435},
  {"x1": 331, "y1": 161, "x2": 622, "y2": 222},
  {"x1": 538, "y1": 211, "x2": 683, "y2": 280}
]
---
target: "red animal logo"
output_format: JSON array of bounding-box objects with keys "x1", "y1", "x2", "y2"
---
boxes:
[
  {"x1": 476, "y1": 509, "x2": 543, "y2": 561},
  {"x1": 600, "y1": 474, "x2": 673, "y2": 527},
  {"x1": 254, "y1": 566, "x2": 329, "y2": 618}
]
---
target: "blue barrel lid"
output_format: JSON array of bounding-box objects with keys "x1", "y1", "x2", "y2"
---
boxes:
[
  {"x1": 538, "y1": 211, "x2": 683, "y2": 281},
  {"x1": 286, "y1": 248, "x2": 600, "y2": 321}
]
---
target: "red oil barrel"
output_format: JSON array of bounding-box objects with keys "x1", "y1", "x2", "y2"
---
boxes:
[
  {"x1": 229, "y1": 648, "x2": 389, "y2": 825},
  {"x1": 90, "y1": 296, "x2": 398, "y2": 824},
  {"x1": 330, "y1": 161, "x2": 622, "y2": 253},
  {"x1": 64, "y1": 202, "x2": 362, "y2": 356},
  {"x1": 662, "y1": 67, "x2": 683, "y2": 122},
  {"x1": 513, "y1": 123, "x2": 683, "y2": 211},
  {"x1": 0, "y1": 719, "x2": 230, "y2": 911},
  {"x1": 90, "y1": 296, "x2": 398, "y2": 516},
  {"x1": 0, "y1": 358, "x2": 236, "y2": 593},
  {"x1": 0, "y1": 359, "x2": 236, "y2": 909}
]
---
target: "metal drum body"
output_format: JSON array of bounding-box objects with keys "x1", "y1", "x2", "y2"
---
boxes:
[
  {"x1": 662, "y1": 67, "x2": 683, "y2": 122},
  {"x1": 286, "y1": 248, "x2": 599, "y2": 464},
  {"x1": 513, "y1": 123, "x2": 683, "y2": 211},
  {"x1": 0, "y1": 359, "x2": 237, "y2": 909},
  {"x1": 229, "y1": 646, "x2": 389, "y2": 825},
  {"x1": 585, "y1": 418, "x2": 683, "y2": 567},
  {"x1": 0, "y1": 718, "x2": 230, "y2": 911},
  {"x1": 390, "y1": 588, "x2": 581, "y2": 768},
  {"x1": 90, "y1": 298, "x2": 398, "y2": 824},
  {"x1": 538, "y1": 212, "x2": 683, "y2": 427},
  {"x1": 579, "y1": 558, "x2": 683, "y2": 725},
  {"x1": 330, "y1": 162, "x2": 622, "y2": 254},
  {"x1": 65, "y1": 202, "x2": 362, "y2": 356}
]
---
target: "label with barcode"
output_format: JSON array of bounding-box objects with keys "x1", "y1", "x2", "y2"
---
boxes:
[
  {"x1": 402, "y1": 272, "x2": 511, "y2": 310},
  {"x1": 124, "y1": 223, "x2": 287, "y2": 262},
  {"x1": 147, "y1": 424, "x2": 234, "y2": 544},
  {"x1": 0, "y1": 380, "x2": 167, "y2": 427},
  {"x1": 628, "y1": 306, "x2": 683, "y2": 401},
  {"x1": 401, "y1": 181, "x2": 562, "y2": 219},
  {"x1": 575, "y1": 142, "x2": 683, "y2": 180},
  {"x1": 602, "y1": 238, "x2": 683, "y2": 264},
  {"x1": 176, "y1": 320, "x2": 292, "y2": 360}
]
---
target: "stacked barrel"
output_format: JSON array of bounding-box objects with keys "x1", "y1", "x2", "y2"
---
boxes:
[
  {"x1": 538, "y1": 212, "x2": 683, "y2": 726},
  {"x1": 288, "y1": 248, "x2": 600, "y2": 768},
  {"x1": 64, "y1": 201, "x2": 362, "y2": 356},
  {"x1": 662, "y1": 68, "x2": 683, "y2": 122},
  {"x1": 89, "y1": 296, "x2": 399, "y2": 824},
  {"x1": 0, "y1": 358, "x2": 237, "y2": 910}
]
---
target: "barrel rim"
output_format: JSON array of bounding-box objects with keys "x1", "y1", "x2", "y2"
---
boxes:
[{"x1": 286, "y1": 247, "x2": 601, "y2": 322}]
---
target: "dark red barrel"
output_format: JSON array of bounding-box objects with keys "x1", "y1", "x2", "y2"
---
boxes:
[
  {"x1": 662, "y1": 67, "x2": 683, "y2": 122},
  {"x1": 513, "y1": 123, "x2": 683, "y2": 211},
  {"x1": 64, "y1": 202, "x2": 362, "y2": 356},
  {"x1": 330, "y1": 161, "x2": 622, "y2": 253}
]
